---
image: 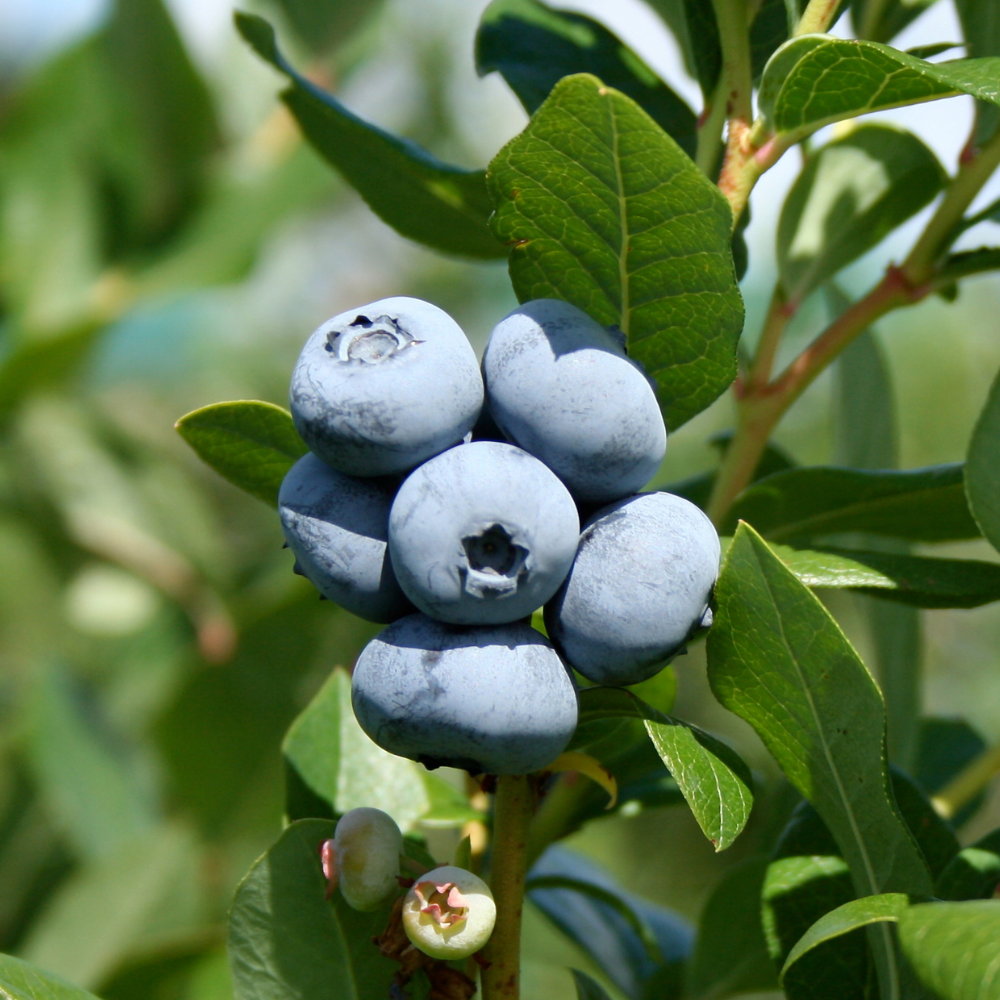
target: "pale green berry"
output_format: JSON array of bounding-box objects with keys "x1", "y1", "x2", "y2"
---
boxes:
[
  {"x1": 402, "y1": 865, "x2": 496, "y2": 960},
  {"x1": 333, "y1": 807, "x2": 402, "y2": 911}
]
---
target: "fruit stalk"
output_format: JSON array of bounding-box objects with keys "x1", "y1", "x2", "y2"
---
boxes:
[{"x1": 481, "y1": 775, "x2": 535, "y2": 1000}]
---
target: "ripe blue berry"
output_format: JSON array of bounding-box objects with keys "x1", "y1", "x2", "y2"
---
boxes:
[
  {"x1": 290, "y1": 297, "x2": 483, "y2": 477},
  {"x1": 279, "y1": 453, "x2": 414, "y2": 623},
  {"x1": 482, "y1": 299, "x2": 667, "y2": 503},
  {"x1": 351, "y1": 614, "x2": 578, "y2": 775},
  {"x1": 388, "y1": 442, "x2": 580, "y2": 625},
  {"x1": 545, "y1": 492, "x2": 719, "y2": 685}
]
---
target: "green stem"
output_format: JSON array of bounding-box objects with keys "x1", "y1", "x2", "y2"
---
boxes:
[
  {"x1": 902, "y1": 127, "x2": 1000, "y2": 284},
  {"x1": 696, "y1": 78, "x2": 730, "y2": 178},
  {"x1": 795, "y1": 0, "x2": 844, "y2": 35},
  {"x1": 748, "y1": 283, "x2": 792, "y2": 390},
  {"x1": 932, "y1": 743, "x2": 1000, "y2": 821},
  {"x1": 481, "y1": 775, "x2": 535, "y2": 1000}
]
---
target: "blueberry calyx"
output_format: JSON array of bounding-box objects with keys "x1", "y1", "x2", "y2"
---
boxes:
[
  {"x1": 324, "y1": 313, "x2": 423, "y2": 364},
  {"x1": 460, "y1": 523, "x2": 527, "y2": 598}
]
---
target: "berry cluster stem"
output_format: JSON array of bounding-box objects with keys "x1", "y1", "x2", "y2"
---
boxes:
[{"x1": 481, "y1": 775, "x2": 535, "y2": 1000}]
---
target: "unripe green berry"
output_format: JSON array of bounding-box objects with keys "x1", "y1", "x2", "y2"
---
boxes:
[
  {"x1": 333, "y1": 807, "x2": 402, "y2": 911},
  {"x1": 402, "y1": 865, "x2": 496, "y2": 960}
]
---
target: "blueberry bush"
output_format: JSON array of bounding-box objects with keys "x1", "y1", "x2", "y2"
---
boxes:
[{"x1": 3, "y1": 1, "x2": 1000, "y2": 999}]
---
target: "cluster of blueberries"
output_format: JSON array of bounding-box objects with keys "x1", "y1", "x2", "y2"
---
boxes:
[{"x1": 280, "y1": 296, "x2": 721, "y2": 778}]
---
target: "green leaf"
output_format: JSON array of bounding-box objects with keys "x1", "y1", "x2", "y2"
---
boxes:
[
  {"x1": 889, "y1": 768, "x2": 959, "y2": 880},
  {"x1": 571, "y1": 970, "x2": 614, "y2": 1000},
  {"x1": 475, "y1": 0, "x2": 697, "y2": 156},
  {"x1": 916, "y1": 717, "x2": 987, "y2": 827},
  {"x1": 528, "y1": 847, "x2": 693, "y2": 999},
  {"x1": 726, "y1": 463, "x2": 979, "y2": 542},
  {"x1": 21, "y1": 825, "x2": 203, "y2": 991},
  {"x1": 780, "y1": 893, "x2": 911, "y2": 982},
  {"x1": 26, "y1": 664, "x2": 157, "y2": 862},
  {"x1": 269, "y1": 0, "x2": 386, "y2": 55},
  {"x1": 228, "y1": 819, "x2": 397, "y2": 1000},
  {"x1": 936, "y1": 247, "x2": 1000, "y2": 285},
  {"x1": 852, "y1": 0, "x2": 940, "y2": 43},
  {"x1": 778, "y1": 126, "x2": 944, "y2": 306},
  {"x1": 0, "y1": 953, "x2": 103, "y2": 1000},
  {"x1": 524, "y1": 875, "x2": 664, "y2": 963},
  {"x1": 686, "y1": 857, "x2": 779, "y2": 999},
  {"x1": 758, "y1": 35, "x2": 1000, "y2": 141},
  {"x1": 575, "y1": 688, "x2": 754, "y2": 851},
  {"x1": 707, "y1": 525, "x2": 933, "y2": 910},
  {"x1": 966, "y1": 363, "x2": 1000, "y2": 556},
  {"x1": 175, "y1": 400, "x2": 307, "y2": 508},
  {"x1": 956, "y1": 0, "x2": 1000, "y2": 145},
  {"x1": 487, "y1": 72, "x2": 744, "y2": 431},
  {"x1": 235, "y1": 13, "x2": 503, "y2": 259},
  {"x1": 735, "y1": 541, "x2": 1000, "y2": 608},
  {"x1": 283, "y1": 667, "x2": 476, "y2": 831},
  {"x1": 898, "y1": 901, "x2": 1000, "y2": 999},
  {"x1": 936, "y1": 838, "x2": 1000, "y2": 901}
]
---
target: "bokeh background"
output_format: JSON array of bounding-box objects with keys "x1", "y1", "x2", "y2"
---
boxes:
[{"x1": 0, "y1": 1, "x2": 998, "y2": 998}]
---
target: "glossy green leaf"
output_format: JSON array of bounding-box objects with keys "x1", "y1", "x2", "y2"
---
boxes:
[
  {"x1": 739, "y1": 541, "x2": 1000, "y2": 608},
  {"x1": 228, "y1": 819, "x2": 397, "y2": 1000},
  {"x1": 475, "y1": 0, "x2": 697, "y2": 156},
  {"x1": 966, "y1": 364, "x2": 1000, "y2": 555},
  {"x1": 936, "y1": 837, "x2": 1000, "y2": 901},
  {"x1": 528, "y1": 847, "x2": 692, "y2": 1000},
  {"x1": 175, "y1": 400, "x2": 307, "y2": 508},
  {"x1": 283, "y1": 668, "x2": 477, "y2": 831},
  {"x1": 235, "y1": 13, "x2": 503, "y2": 259},
  {"x1": 707, "y1": 524, "x2": 933, "y2": 902},
  {"x1": 780, "y1": 893, "x2": 911, "y2": 982},
  {"x1": 686, "y1": 857, "x2": 778, "y2": 999},
  {"x1": 758, "y1": 35, "x2": 1000, "y2": 141},
  {"x1": 778, "y1": 126, "x2": 944, "y2": 306},
  {"x1": 269, "y1": 0, "x2": 386, "y2": 55},
  {"x1": 487, "y1": 73, "x2": 744, "y2": 430},
  {"x1": 575, "y1": 688, "x2": 754, "y2": 850},
  {"x1": 763, "y1": 804, "x2": 865, "y2": 1000},
  {"x1": 852, "y1": 0, "x2": 939, "y2": 43},
  {"x1": 956, "y1": 0, "x2": 1000, "y2": 145},
  {"x1": 898, "y1": 901, "x2": 1000, "y2": 999},
  {"x1": 726, "y1": 463, "x2": 979, "y2": 542},
  {"x1": 0, "y1": 953, "x2": 103, "y2": 1000}
]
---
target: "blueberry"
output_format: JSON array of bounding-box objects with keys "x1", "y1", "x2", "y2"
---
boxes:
[
  {"x1": 351, "y1": 614, "x2": 578, "y2": 775},
  {"x1": 482, "y1": 299, "x2": 667, "y2": 503},
  {"x1": 279, "y1": 452, "x2": 414, "y2": 623},
  {"x1": 388, "y1": 441, "x2": 580, "y2": 625},
  {"x1": 290, "y1": 297, "x2": 483, "y2": 477},
  {"x1": 545, "y1": 492, "x2": 720, "y2": 686},
  {"x1": 403, "y1": 866, "x2": 496, "y2": 959}
]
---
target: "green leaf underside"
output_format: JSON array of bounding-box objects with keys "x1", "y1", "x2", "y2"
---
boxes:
[
  {"x1": 235, "y1": 13, "x2": 503, "y2": 259},
  {"x1": 898, "y1": 901, "x2": 1000, "y2": 1000},
  {"x1": 175, "y1": 400, "x2": 307, "y2": 507},
  {"x1": 576, "y1": 688, "x2": 753, "y2": 851},
  {"x1": 571, "y1": 969, "x2": 614, "y2": 1000},
  {"x1": 475, "y1": 0, "x2": 697, "y2": 156},
  {"x1": 966, "y1": 365, "x2": 1000, "y2": 555},
  {"x1": 487, "y1": 73, "x2": 744, "y2": 431},
  {"x1": 726, "y1": 463, "x2": 979, "y2": 542},
  {"x1": 707, "y1": 524, "x2": 932, "y2": 900},
  {"x1": 0, "y1": 953, "x2": 102, "y2": 1000},
  {"x1": 781, "y1": 893, "x2": 911, "y2": 981},
  {"x1": 778, "y1": 125, "x2": 944, "y2": 306},
  {"x1": 718, "y1": 538, "x2": 1000, "y2": 608},
  {"x1": 759, "y1": 35, "x2": 1000, "y2": 139},
  {"x1": 228, "y1": 819, "x2": 397, "y2": 1000}
]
